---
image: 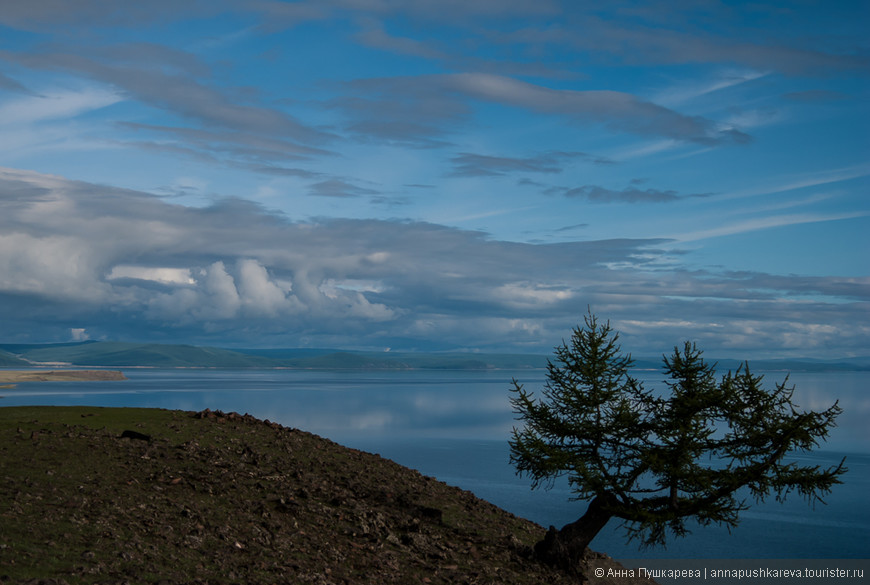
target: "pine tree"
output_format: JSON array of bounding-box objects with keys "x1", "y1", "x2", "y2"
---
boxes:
[{"x1": 509, "y1": 311, "x2": 846, "y2": 573}]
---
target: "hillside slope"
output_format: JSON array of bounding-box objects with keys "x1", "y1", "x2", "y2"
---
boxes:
[
  {"x1": 0, "y1": 407, "x2": 653, "y2": 585},
  {"x1": 1, "y1": 341, "x2": 550, "y2": 370},
  {"x1": 0, "y1": 349, "x2": 29, "y2": 367},
  {"x1": 6, "y1": 342, "x2": 276, "y2": 368}
]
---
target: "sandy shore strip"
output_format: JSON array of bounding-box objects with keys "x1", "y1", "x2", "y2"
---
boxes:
[{"x1": 0, "y1": 370, "x2": 127, "y2": 384}]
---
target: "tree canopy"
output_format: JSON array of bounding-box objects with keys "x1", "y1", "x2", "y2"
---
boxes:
[{"x1": 509, "y1": 311, "x2": 846, "y2": 572}]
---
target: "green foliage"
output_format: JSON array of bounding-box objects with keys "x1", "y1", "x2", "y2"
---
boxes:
[{"x1": 510, "y1": 311, "x2": 847, "y2": 549}]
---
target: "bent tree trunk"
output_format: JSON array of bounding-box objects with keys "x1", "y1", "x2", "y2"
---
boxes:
[{"x1": 534, "y1": 494, "x2": 615, "y2": 573}]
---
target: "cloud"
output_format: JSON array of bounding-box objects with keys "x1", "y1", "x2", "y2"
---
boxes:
[
  {"x1": 308, "y1": 179, "x2": 380, "y2": 198},
  {"x1": 0, "y1": 0, "x2": 224, "y2": 30},
  {"x1": 546, "y1": 184, "x2": 713, "y2": 204},
  {"x1": 651, "y1": 69, "x2": 769, "y2": 107},
  {"x1": 449, "y1": 151, "x2": 609, "y2": 177},
  {"x1": 493, "y1": 10, "x2": 869, "y2": 76},
  {"x1": 721, "y1": 163, "x2": 870, "y2": 201},
  {"x1": 1, "y1": 166, "x2": 866, "y2": 356},
  {"x1": 70, "y1": 328, "x2": 90, "y2": 341},
  {"x1": 108, "y1": 266, "x2": 195, "y2": 285},
  {"x1": 0, "y1": 71, "x2": 33, "y2": 94},
  {"x1": 554, "y1": 223, "x2": 588, "y2": 233},
  {"x1": 449, "y1": 73, "x2": 750, "y2": 144},
  {"x1": 349, "y1": 14, "x2": 576, "y2": 79},
  {"x1": 1, "y1": 47, "x2": 333, "y2": 153},
  {"x1": 4, "y1": 1, "x2": 864, "y2": 79},
  {"x1": 118, "y1": 122, "x2": 332, "y2": 174},
  {"x1": 340, "y1": 73, "x2": 751, "y2": 146},
  {"x1": 670, "y1": 211, "x2": 870, "y2": 243},
  {"x1": 327, "y1": 80, "x2": 467, "y2": 148},
  {"x1": 0, "y1": 87, "x2": 122, "y2": 125},
  {"x1": 354, "y1": 17, "x2": 447, "y2": 60}
]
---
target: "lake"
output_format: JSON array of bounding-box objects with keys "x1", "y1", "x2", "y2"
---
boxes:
[{"x1": 1, "y1": 367, "x2": 868, "y2": 561}]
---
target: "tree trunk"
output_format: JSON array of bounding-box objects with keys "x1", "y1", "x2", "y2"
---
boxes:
[{"x1": 534, "y1": 494, "x2": 615, "y2": 574}]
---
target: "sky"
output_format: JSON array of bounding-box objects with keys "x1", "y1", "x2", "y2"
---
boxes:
[{"x1": 0, "y1": 0, "x2": 868, "y2": 358}]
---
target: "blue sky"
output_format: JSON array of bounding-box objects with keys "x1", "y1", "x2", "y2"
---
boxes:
[{"x1": 0, "y1": 0, "x2": 868, "y2": 358}]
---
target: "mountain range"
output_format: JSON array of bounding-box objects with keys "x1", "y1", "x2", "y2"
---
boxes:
[{"x1": 1, "y1": 341, "x2": 868, "y2": 371}]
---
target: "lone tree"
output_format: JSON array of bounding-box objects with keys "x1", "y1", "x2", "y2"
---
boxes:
[{"x1": 509, "y1": 311, "x2": 846, "y2": 573}]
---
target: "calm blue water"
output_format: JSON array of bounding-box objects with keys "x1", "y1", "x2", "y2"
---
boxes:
[{"x1": 2, "y1": 368, "x2": 868, "y2": 560}]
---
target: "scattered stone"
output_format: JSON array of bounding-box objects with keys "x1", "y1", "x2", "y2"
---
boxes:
[
  {"x1": 120, "y1": 430, "x2": 151, "y2": 442},
  {"x1": 0, "y1": 407, "x2": 655, "y2": 584}
]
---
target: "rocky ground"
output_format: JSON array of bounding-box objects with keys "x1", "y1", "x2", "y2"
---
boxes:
[{"x1": 0, "y1": 406, "x2": 656, "y2": 585}]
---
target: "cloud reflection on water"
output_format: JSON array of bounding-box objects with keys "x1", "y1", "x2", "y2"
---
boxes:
[{"x1": 1, "y1": 368, "x2": 866, "y2": 452}]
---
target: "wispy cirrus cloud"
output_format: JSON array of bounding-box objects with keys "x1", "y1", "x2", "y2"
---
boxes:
[
  {"x1": 670, "y1": 210, "x2": 870, "y2": 243},
  {"x1": 0, "y1": 86, "x2": 122, "y2": 124},
  {"x1": 0, "y1": 87, "x2": 124, "y2": 161},
  {"x1": 651, "y1": 69, "x2": 769, "y2": 107},
  {"x1": 722, "y1": 164, "x2": 870, "y2": 201}
]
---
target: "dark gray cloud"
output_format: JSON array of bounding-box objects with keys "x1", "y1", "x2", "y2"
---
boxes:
[
  {"x1": 489, "y1": 8, "x2": 869, "y2": 76},
  {"x1": 0, "y1": 0, "x2": 225, "y2": 30},
  {"x1": 547, "y1": 184, "x2": 714, "y2": 203},
  {"x1": 339, "y1": 73, "x2": 751, "y2": 146},
  {"x1": 449, "y1": 151, "x2": 608, "y2": 177},
  {"x1": 0, "y1": 0, "x2": 558, "y2": 33},
  {"x1": 0, "y1": 71, "x2": 33, "y2": 94},
  {"x1": 327, "y1": 82, "x2": 468, "y2": 147},
  {"x1": 351, "y1": 14, "x2": 578, "y2": 79},
  {"x1": 554, "y1": 223, "x2": 588, "y2": 233},
  {"x1": 445, "y1": 73, "x2": 751, "y2": 144},
  {"x1": 354, "y1": 17, "x2": 448, "y2": 60},
  {"x1": 249, "y1": 166, "x2": 323, "y2": 179},
  {"x1": 1, "y1": 167, "x2": 865, "y2": 356},
  {"x1": 4, "y1": 1, "x2": 864, "y2": 79},
  {"x1": 119, "y1": 122, "x2": 331, "y2": 164},
  {"x1": 308, "y1": 179, "x2": 380, "y2": 198}
]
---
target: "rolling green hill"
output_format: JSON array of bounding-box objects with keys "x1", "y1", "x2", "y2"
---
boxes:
[
  {"x1": 0, "y1": 349, "x2": 29, "y2": 367},
  {"x1": 2, "y1": 341, "x2": 865, "y2": 371},
  {"x1": 0, "y1": 341, "x2": 549, "y2": 370},
  {"x1": 4, "y1": 342, "x2": 275, "y2": 368}
]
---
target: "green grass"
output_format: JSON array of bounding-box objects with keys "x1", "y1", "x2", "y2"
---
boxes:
[{"x1": 0, "y1": 405, "x2": 189, "y2": 439}]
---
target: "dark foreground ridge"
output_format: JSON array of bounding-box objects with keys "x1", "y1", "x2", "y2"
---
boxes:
[{"x1": 0, "y1": 406, "x2": 655, "y2": 585}]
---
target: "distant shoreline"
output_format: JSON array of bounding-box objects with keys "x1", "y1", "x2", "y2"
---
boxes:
[{"x1": 0, "y1": 370, "x2": 127, "y2": 385}]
